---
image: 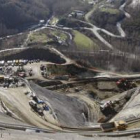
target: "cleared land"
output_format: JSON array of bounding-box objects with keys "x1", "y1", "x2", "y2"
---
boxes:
[
  {"x1": 100, "y1": 8, "x2": 120, "y2": 14},
  {"x1": 73, "y1": 30, "x2": 98, "y2": 50}
]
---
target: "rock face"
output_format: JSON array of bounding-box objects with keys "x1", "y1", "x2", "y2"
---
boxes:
[
  {"x1": 111, "y1": 87, "x2": 140, "y2": 123},
  {"x1": 30, "y1": 82, "x2": 101, "y2": 127}
]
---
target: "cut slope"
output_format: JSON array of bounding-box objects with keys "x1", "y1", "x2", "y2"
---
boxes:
[{"x1": 30, "y1": 82, "x2": 101, "y2": 127}]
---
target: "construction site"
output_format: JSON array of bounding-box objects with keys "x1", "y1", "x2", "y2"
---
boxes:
[{"x1": 0, "y1": 46, "x2": 139, "y2": 139}]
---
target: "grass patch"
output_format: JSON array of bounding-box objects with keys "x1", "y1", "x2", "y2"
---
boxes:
[
  {"x1": 100, "y1": 8, "x2": 120, "y2": 14},
  {"x1": 73, "y1": 30, "x2": 98, "y2": 50},
  {"x1": 51, "y1": 30, "x2": 67, "y2": 41},
  {"x1": 29, "y1": 29, "x2": 68, "y2": 45},
  {"x1": 50, "y1": 17, "x2": 59, "y2": 25},
  {"x1": 29, "y1": 32, "x2": 48, "y2": 43}
]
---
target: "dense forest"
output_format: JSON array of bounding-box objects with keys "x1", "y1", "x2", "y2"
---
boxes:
[
  {"x1": 0, "y1": 0, "x2": 50, "y2": 36},
  {"x1": 0, "y1": 0, "x2": 89, "y2": 37}
]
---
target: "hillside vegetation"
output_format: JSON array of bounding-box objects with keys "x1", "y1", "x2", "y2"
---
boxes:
[
  {"x1": 90, "y1": 7, "x2": 124, "y2": 34},
  {"x1": 0, "y1": 0, "x2": 89, "y2": 37},
  {"x1": 0, "y1": 0, "x2": 50, "y2": 36}
]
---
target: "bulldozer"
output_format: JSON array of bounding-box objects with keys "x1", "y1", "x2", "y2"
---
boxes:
[
  {"x1": 100, "y1": 120, "x2": 127, "y2": 132},
  {"x1": 115, "y1": 120, "x2": 127, "y2": 130}
]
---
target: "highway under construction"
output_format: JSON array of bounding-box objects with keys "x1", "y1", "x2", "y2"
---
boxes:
[{"x1": 0, "y1": 47, "x2": 140, "y2": 139}]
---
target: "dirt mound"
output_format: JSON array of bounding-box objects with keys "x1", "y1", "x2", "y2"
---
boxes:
[{"x1": 47, "y1": 63, "x2": 97, "y2": 78}]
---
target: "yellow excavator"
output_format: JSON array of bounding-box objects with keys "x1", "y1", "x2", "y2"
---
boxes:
[{"x1": 100, "y1": 120, "x2": 127, "y2": 132}]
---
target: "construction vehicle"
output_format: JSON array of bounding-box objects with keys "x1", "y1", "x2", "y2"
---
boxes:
[
  {"x1": 16, "y1": 66, "x2": 26, "y2": 78},
  {"x1": 40, "y1": 64, "x2": 47, "y2": 71},
  {"x1": 15, "y1": 60, "x2": 19, "y2": 66},
  {"x1": 0, "y1": 75, "x2": 4, "y2": 82},
  {"x1": 116, "y1": 79, "x2": 137, "y2": 91},
  {"x1": 29, "y1": 71, "x2": 33, "y2": 76},
  {"x1": 28, "y1": 68, "x2": 33, "y2": 76},
  {"x1": 18, "y1": 72, "x2": 26, "y2": 78},
  {"x1": 7, "y1": 60, "x2": 13, "y2": 66},
  {"x1": 29, "y1": 99, "x2": 44, "y2": 116},
  {"x1": 0, "y1": 60, "x2": 5, "y2": 66},
  {"x1": 100, "y1": 120, "x2": 127, "y2": 132},
  {"x1": 29, "y1": 100, "x2": 38, "y2": 111}
]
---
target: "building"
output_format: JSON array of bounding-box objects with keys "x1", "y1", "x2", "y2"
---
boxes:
[{"x1": 68, "y1": 10, "x2": 85, "y2": 19}]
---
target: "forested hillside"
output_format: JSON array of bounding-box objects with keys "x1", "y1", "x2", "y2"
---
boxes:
[
  {"x1": 0, "y1": 0, "x2": 89, "y2": 37},
  {"x1": 0, "y1": 0, "x2": 51, "y2": 36}
]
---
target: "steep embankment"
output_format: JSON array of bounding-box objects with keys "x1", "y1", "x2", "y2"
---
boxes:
[
  {"x1": 30, "y1": 82, "x2": 102, "y2": 127},
  {"x1": 111, "y1": 87, "x2": 140, "y2": 125}
]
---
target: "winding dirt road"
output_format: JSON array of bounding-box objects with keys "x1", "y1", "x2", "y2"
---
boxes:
[{"x1": 84, "y1": 0, "x2": 131, "y2": 49}]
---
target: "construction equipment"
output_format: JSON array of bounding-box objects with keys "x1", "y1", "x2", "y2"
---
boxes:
[
  {"x1": 29, "y1": 100, "x2": 38, "y2": 112},
  {"x1": 0, "y1": 75, "x2": 4, "y2": 82},
  {"x1": 100, "y1": 120, "x2": 127, "y2": 132},
  {"x1": 15, "y1": 60, "x2": 19, "y2": 66},
  {"x1": 116, "y1": 79, "x2": 137, "y2": 91},
  {"x1": 28, "y1": 68, "x2": 33, "y2": 76},
  {"x1": 17, "y1": 72, "x2": 26, "y2": 78},
  {"x1": 115, "y1": 120, "x2": 127, "y2": 130},
  {"x1": 16, "y1": 65, "x2": 26, "y2": 78},
  {"x1": 0, "y1": 60, "x2": 5, "y2": 66}
]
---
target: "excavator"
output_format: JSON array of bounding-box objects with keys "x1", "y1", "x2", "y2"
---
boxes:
[{"x1": 116, "y1": 78, "x2": 137, "y2": 91}]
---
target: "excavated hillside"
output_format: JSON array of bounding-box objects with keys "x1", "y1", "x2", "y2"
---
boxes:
[{"x1": 29, "y1": 82, "x2": 102, "y2": 127}]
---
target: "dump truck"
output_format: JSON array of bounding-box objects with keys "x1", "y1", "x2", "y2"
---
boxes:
[
  {"x1": 0, "y1": 75, "x2": 4, "y2": 82},
  {"x1": 15, "y1": 60, "x2": 19, "y2": 66},
  {"x1": 18, "y1": 72, "x2": 26, "y2": 78},
  {"x1": 40, "y1": 64, "x2": 45, "y2": 71},
  {"x1": 100, "y1": 120, "x2": 127, "y2": 132}
]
